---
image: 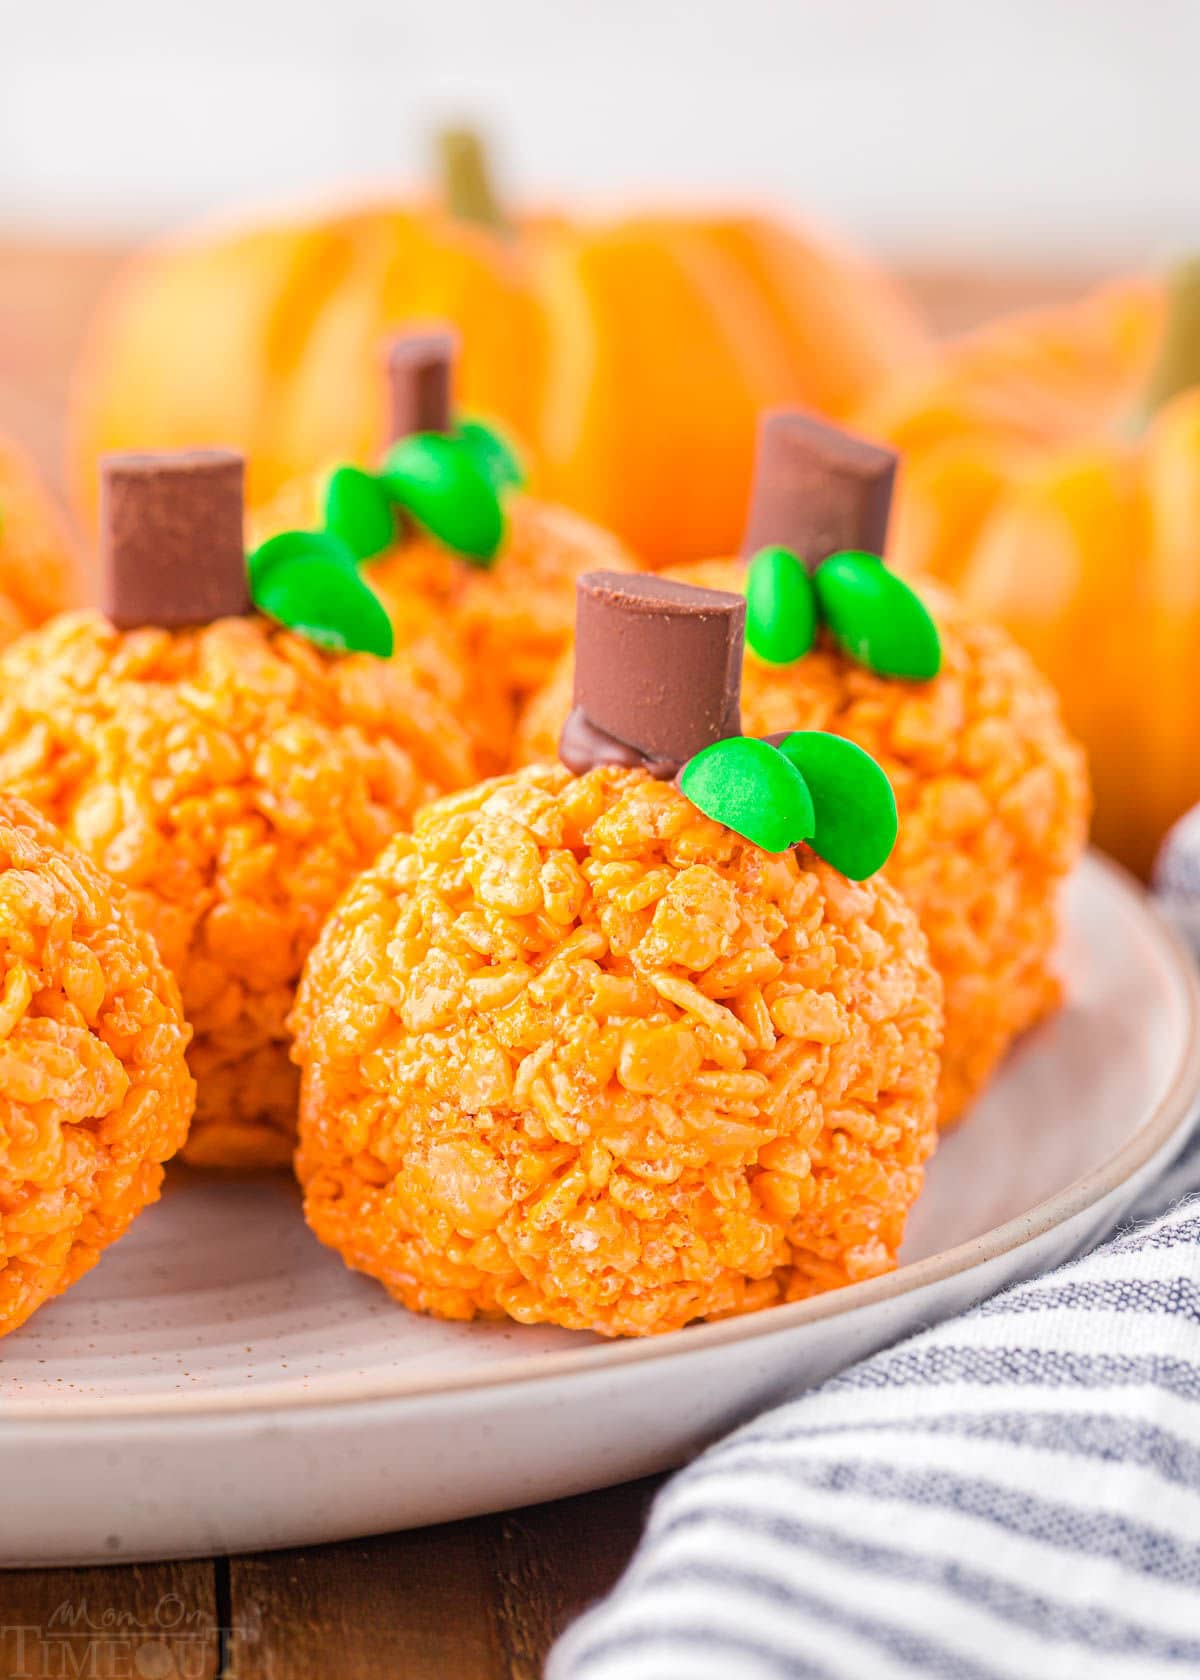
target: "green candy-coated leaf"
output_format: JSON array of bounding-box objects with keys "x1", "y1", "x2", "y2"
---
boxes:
[
  {"x1": 251, "y1": 539, "x2": 394, "y2": 658},
  {"x1": 456, "y1": 418, "x2": 525, "y2": 492},
  {"x1": 247, "y1": 528, "x2": 358, "y2": 594},
  {"x1": 679, "y1": 736, "x2": 815, "y2": 854},
  {"x1": 774, "y1": 731, "x2": 898, "y2": 880},
  {"x1": 323, "y1": 465, "x2": 396, "y2": 561},
  {"x1": 814, "y1": 552, "x2": 942, "y2": 681},
  {"x1": 745, "y1": 546, "x2": 817, "y2": 665},
  {"x1": 381, "y1": 432, "x2": 504, "y2": 565}
]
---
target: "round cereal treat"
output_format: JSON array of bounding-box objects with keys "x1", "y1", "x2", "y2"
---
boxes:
[
  {"x1": 258, "y1": 481, "x2": 629, "y2": 768},
  {"x1": 378, "y1": 494, "x2": 633, "y2": 714},
  {"x1": 0, "y1": 794, "x2": 194, "y2": 1338},
  {"x1": 0, "y1": 452, "x2": 488, "y2": 1170},
  {"x1": 291, "y1": 573, "x2": 942, "y2": 1338},
  {"x1": 292, "y1": 765, "x2": 941, "y2": 1336},
  {"x1": 251, "y1": 330, "x2": 633, "y2": 763},
  {"x1": 518, "y1": 416, "x2": 1090, "y2": 1127}
]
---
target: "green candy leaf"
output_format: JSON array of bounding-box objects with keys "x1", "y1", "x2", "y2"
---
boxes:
[
  {"x1": 456, "y1": 418, "x2": 525, "y2": 492},
  {"x1": 679, "y1": 736, "x2": 815, "y2": 854},
  {"x1": 745, "y1": 545, "x2": 817, "y2": 665},
  {"x1": 814, "y1": 552, "x2": 942, "y2": 681},
  {"x1": 323, "y1": 465, "x2": 396, "y2": 561},
  {"x1": 381, "y1": 432, "x2": 504, "y2": 565},
  {"x1": 248, "y1": 528, "x2": 358, "y2": 594},
  {"x1": 250, "y1": 532, "x2": 393, "y2": 658},
  {"x1": 774, "y1": 731, "x2": 898, "y2": 880}
]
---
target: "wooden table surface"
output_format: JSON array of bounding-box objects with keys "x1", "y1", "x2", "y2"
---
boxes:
[
  {"x1": 0, "y1": 241, "x2": 1098, "y2": 1679},
  {"x1": 0, "y1": 1479, "x2": 660, "y2": 1678}
]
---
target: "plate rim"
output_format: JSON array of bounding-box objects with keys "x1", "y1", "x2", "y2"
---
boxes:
[{"x1": 7, "y1": 850, "x2": 1200, "y2": 1424}]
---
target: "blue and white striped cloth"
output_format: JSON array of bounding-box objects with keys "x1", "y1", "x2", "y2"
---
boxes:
[{"x1": 549, "y1": 1118, "x2": 1200, "y2": 1680}]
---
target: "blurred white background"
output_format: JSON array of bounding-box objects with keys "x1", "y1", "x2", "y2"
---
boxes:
[{"x1": 3, "y1": 0, "x2": 1198, "y2": 262}]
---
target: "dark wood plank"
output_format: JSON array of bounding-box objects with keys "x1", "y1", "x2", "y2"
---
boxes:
[
  {"x1": 227, "y1": 1522, "x2": 504, "y2": 1680},
  {"x1": 490, "y1": 1477, "x2": 663, "y2": 1679},
  {"x1": 0, "y1": 1559, "x2": 218, "y2": 1679},
  {"x1": 226, "y1": 1476, "x2": 659, "y2": 1680}
]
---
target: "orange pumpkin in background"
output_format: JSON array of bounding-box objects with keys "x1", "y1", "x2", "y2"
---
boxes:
[
  {"x1": 855, "y1": 268, "x2": 1200, "y2": 878},
  {"x1": 69, "y1": 132, "x2": 926, "y2": 568},
  {"x1": 0, "y1": 435, "x2": 78, "y2": 642}
]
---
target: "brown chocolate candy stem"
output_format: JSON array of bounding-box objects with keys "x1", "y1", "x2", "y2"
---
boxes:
[
  {"x1": 561, "y1": 571, "x2": 745, "y2": 779},
  {"x1": 385, "y1": 327, "x2": 458, "y2": 441},
  {"x1": 740, "y1": 409, "x2": 898, "y2": 571},
  {"x1": 558, "y1": 708, "x2": 682, "y2": 781},
  {"x1": 99, "y1": 449, "x2": 250, "y2": 631}
]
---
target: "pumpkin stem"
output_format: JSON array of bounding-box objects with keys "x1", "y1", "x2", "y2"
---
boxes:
[
  {"x1": 1137, "y1": 258, "x2": 1200, "y2": 421},
  {"x1": 437, "y1": 127, "x2": 509, "y2": 236}
]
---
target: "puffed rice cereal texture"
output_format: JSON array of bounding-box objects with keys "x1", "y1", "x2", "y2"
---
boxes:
[
  {"x1": 0, "y1": 794, "x2": 194, "y2": 1337},
  {"x1": 517, "y1": 566, "x2": 1090, "y2": 1127},
  {"x1": 255, "y1": 479, "x2": 633, "y2": 759},
  {"x1": 0, "y1": 610, "x2": 487, "y2": 1170},
  {"x1": 291, "y1": 763, "x2": 943, "y2": 1338}
]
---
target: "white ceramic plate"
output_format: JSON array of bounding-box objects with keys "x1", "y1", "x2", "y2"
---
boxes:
[{"x1": 2, "y1": 853, "x2": 1198, "y2": 1567}]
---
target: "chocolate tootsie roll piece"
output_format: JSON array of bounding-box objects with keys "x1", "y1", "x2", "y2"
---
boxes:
[
  {"x1": 100, "y1": 450, "x2": 250, "y2": 631},
  {"x1": 741, "y1": 409, "x2": 898, "y2": 570},
  {"x1": 385, "y1": 327, "x2": 458, "y2": 441},
  {"x1": 560, "y1": 571, "x2": 745, "y2": 779}
]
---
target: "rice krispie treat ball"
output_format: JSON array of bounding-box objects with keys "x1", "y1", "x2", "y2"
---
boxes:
[
  {"x1": 253, "y1": 330, "x2": 633, "y2": 765},
  {"x1": 0, "y1": 795, "x2": 194, "y2": 1337},
  {"x1": 518, "y1": 414, "x2": 1089, "y2": 1127},
  {"x1": 292, "y1": 574, "x2": 942, "y2": 1337},
  {"x1": 0, "y1": 451, "x2": 484, "y2": 1170}
]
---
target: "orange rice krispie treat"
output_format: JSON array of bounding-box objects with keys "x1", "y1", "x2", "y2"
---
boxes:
[
  {"x1": 519, "y1": 414, "x2": 1090, "y2": 1128},
  {"x1": 292, "y1": 573, "x2": 942, "y2": 1337},
  {"x1": 0, "y1": 435, "x2": 79, "y2": 646},
  {"x1": 0, "y1": 451, "x2": 484, "y2": 1170},
  {"x1": 0, "y1": 794, "x2": 193, "y2": 1337},
  {"x1": 253, "y1": 329, "x2": 632, "y2": 766}
]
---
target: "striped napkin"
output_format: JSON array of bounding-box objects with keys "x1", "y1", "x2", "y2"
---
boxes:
[
  {"x1": 550, "y1": 1135, "x2": 1200, "y2": 1680},
  {"x1": 548, "y1": 1070, "x2": 1200, "y2": 1679}
]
